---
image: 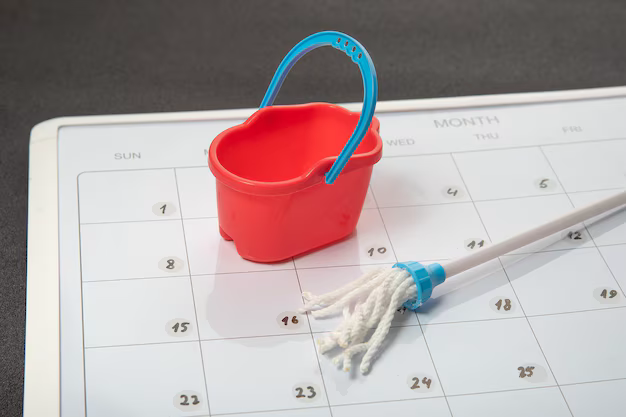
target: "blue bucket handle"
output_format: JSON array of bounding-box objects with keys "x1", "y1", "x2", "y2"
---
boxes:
[{"x1": 260, "y1": 31, "x2": 378, "y2": 185}]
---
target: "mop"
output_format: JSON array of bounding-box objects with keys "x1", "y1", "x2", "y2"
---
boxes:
[{"x1": 300, "y1": 190, "x2": 626, "y2": 374}]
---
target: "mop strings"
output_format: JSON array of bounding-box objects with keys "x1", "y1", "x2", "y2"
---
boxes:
[{"x1": 300, "y1": 267, "x2": 416, "y2": 373}]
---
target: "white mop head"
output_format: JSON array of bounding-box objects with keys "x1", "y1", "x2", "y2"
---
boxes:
[
  {"x1": 300, "y1": 192, "x2": 626, "y2": 373},
  {"x1": 300, "y1": 266, "x2": 416, "y2": 374}
]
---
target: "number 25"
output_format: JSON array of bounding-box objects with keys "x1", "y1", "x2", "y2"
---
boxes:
[{"x1": 518, "y1": 366, "x2": 535, "y2": 378}]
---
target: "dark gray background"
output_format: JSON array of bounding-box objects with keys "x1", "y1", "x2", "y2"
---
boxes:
[{"x1": 2, "y1": 0, "x2": 626, "y2": 415}]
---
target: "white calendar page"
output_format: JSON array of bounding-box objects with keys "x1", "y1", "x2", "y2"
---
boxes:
[{"x1": 25, "y1": 88, "x2": 626, "y2": 417}]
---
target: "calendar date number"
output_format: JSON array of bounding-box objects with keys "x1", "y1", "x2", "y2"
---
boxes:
[
  {"x1": 594, "y1": 287, "x2": 621, "y2": 304},
  {"x1": 490, "y1": 297, "x2": 515, "y2": 313},
  {"x1": 158, "y1": 256, "x2": 184, "y2": 273},
  {"x1": 406, "y1": 374, "x2": 435, "y2": 392},
  {"x1": 518, "y1": 366, "x2": 535, "y2": 378},
  {"x1": 173, "y1": 391, "x2": 202, "y2": 411},
  {"x1": 516, "y1": 363, "x2": 547, "y2": 383},
  {"x1": 465, "y1": 238, "x2": 486, "y2": 251},
  {"x1": 166, "y1": 319, "x2": 193, "y2": 337},
  {"x1": 277, "y1": 312, "x2": 303, "y2": 329},
  {"x1": 367, "y1": 246, "x2": 388, "y2": 259},
  {"x1": 535, "y1": 178, "x2": 556, "y2": 191},
  {"x1": 410, "y1": 377, "x2": 432, "y2": 389},
  {"x1": 152, "y1": 202, "x2": 177, "y2": 217},
  {"x1": 565, "y1": 230, "x2": 585, "y2": 241},
  {"x1": 292, "y1": 383, "x2": 320, "y2": 402},
  {"x1": 442, "y1": 186, "x2": 464, "y2": 199}
]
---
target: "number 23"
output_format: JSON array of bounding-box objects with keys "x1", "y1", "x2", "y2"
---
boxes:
[{"x1": 295, "y1": 386, "x2": 316, "y2": 399}]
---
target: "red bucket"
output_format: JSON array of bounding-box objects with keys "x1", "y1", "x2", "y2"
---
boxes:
[{"x1": 208, "y1": 31, "x2": 382, "y2": 262}]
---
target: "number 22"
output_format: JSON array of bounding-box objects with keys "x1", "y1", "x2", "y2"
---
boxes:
[{"x1": 179, "y1": 394, "x2": 200, "y2": 405}]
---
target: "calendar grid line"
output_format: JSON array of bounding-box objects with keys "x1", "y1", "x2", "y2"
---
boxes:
[
  {"x1": 75, "y1": 176, "x2": 89, "y2": 417},
  {"x1": 82, "y1": 274, "x2": 191, "y2": 283},
  {"x1": 504, "y1": 313, "x2": 577, "y2": 416},
  {"x1": 413, "y1": 323, "x2": 455, "y2": 417},
  {"x1": 79, "y1": 218, "x2": 186, "y2": 226},
  {"x1": 558, "y1": 375, "x2": 626, "y2": 388},
  {"x1": 428, "y1": 153, "x2": 512, "y2": 415},
  {"x1": 446, "y1": 374, "x2": 626, "y2": 396},
  {"x1": 373, "y1": 185, "x2": 625, "y2": 208},
  {"x1": 293, "y1": 260, "x2": 440, "y2": 272},
  {"x1": 85, "y1": 339, "x2": 202, "y2": 350},
  {"x1": 420, "y1": 304, "x2": 626, "y2": 323},
  {"x1": 210, "y1": 404, "x2": 331, "y2": 416},
  {"x1": 82, "y1": 301, "x2": 626, "y2": 351},
  {"x1": 324, "y1": 395, "x2": 447, "y2": 410},
  {"x1": 76, "y1": 240, "x2": 626, "y2": 286},
  {"x1": 596, "y1": 248, "x2": 626, "y2": 298},
  {"x1": 72, "y1": 136, "x2": 626, "y2": 178},
  {"x1": 381, "y1": 136, "x2": 626, "y2": 159},
  {"x1": 535, "y1": 149, "x2": 625, "y2": 414},
  {"x1": 206, "y1": 374, "x2": 626, "y2": 416},
  {"x1": 370, "y1": 177, "x2": 457, "y2": 417},
  {"x1": 367, "y1": 187, "x2": 398, "y2": 265},
  {"x1": 538, "y1": 146, "x2": 626, "y2": 298},
  {"x1": 76, "y1": 184, "x2": 624, "y2": 227},
  {"x1": 173, "y1": 168, "x2": 213, "y2": 417},
  {"x1": 292, "y1": 262, "x2": 335, "y2": 417},
  {"x1": 450, "y1": 153, "x2": 576, "y2": 417}
]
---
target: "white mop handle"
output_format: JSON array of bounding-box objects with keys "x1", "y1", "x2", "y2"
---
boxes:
[{"x1": 443, "y1": 190, "x2": 626, "y2": 278}]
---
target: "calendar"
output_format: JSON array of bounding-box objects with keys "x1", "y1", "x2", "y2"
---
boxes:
[{"x1": 25, "y1": 87, "x2": 626, "y2": 417}]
